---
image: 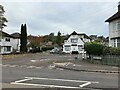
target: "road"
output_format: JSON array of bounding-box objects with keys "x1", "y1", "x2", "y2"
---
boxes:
[{"x1": 2, "y1": 53, "x2": 119, "y2": 89}]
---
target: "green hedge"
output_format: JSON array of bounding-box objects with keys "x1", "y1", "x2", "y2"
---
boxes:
[{"x1": 41, "y1": 46, "x2": 54, "y2": 51}]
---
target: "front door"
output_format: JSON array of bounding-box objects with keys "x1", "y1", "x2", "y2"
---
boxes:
[{"x1": 71, "y1": 44, "x2": 78, "y2": 54}]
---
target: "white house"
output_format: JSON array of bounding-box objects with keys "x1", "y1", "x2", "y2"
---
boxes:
[
  {"x1": 105, "y1": 2, "x2": 120, "y2": 47},
  {"x1": 63, "y1": 31, "x2": 91, "y2": 54},
  {"x1": 11, "y1": 33, "x2": 20, "y2": 52},
  {"x1": 0, "y1": 31, "x2": 20, "y2": 54}
]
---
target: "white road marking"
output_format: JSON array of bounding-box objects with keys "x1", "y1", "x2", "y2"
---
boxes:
[
  {"x1": 25, "y1": 77, "x2": 99, "y2": 83},
  {"x1": 48, "y1": 65, "x2": 55, "y2": 69},
  {"x1": 2, "y1": 64, "x2": 43, "y2": 69},
  {"x1": 27, "y1": 66, "x2": 36, "y2": 68},
  {"x1": 79, "y1": 82, "x2": 91, "y2": 87},
  {"x1": 35, "y1": 67, "x2": 42, "y2": 69},
  {"x1": 11, "y1": 77, "x2": 99, "y2": 88},
  {"x1": 40, "y1": 59, "x2": 50, "y2": 61},
  {"x1": 30, "y1": 60, "x2": 38, "y2": 62},
  {"x1": 14, "y1": 78, "x2": 33, "y2": 83},
  {"x1": 11, "y1": 82, "x2": 81, "y2": 89},
  {"x1": 2, "y1": 64, "x2": 8, "y2": 67}
]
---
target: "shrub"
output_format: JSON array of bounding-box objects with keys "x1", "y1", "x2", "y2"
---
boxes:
[
  {"x1": 41, "y1": 46, "x2": 54, "y2": 51},
  {"x1": 85, "y1": 42, "x2": 104, "y2": 55}
]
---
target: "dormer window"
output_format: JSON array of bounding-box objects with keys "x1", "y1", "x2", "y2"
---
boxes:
[
  {"x1": 71, "y1": 38, "x2": 78, "y2": 43},
  {"x1": 5, "y1": 38, "x2": 10, "y2": 42}
]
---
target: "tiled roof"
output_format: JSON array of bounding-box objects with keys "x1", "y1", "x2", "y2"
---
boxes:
[
  {"x1": 105, "y1": 4, "x2": 120, "y2": 22},
  {"x1": 105, "y1": 12, "x2": 120, "y2": 22},
  {"x1": 11, "y1": 33, "x2": 20, "y2": 38},
  {"x1": 0, "y1": 31, "x2": 14, "y2": 38}
]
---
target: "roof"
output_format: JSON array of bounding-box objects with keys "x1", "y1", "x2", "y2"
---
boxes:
[
  {"x1": 0, "y1": 31, "x2": 14, "y2": 38},
  {"x1": 78, "y1": 33, "x2": 91, "y2": 39},
  {"x1": 66, "y1": 31, "x2": 91, "y2": 40},
  {"x1": 105, "y1": 12, "x2": 120, "y2": 22},
  {"x1": 70, "y1": 31, "x2": 78, "y2": 35},
  {"x1": 105, "y1": 4, "x2": 120, "y2": 22},
  {"x1": 111, "y1": 37, "x2": 120, "y2": 39},
  {"x1": 11, "y1": 33, "x2": 20, "y2": 38}
]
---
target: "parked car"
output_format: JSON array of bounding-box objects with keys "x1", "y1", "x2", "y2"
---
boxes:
[{"x1": 50, "y1": 48, "x2": 60, "y2": 54}]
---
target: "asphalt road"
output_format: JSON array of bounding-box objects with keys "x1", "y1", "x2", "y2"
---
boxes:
[{"x1": 2, "y1": 53, "x2": 119, "y2": 89}]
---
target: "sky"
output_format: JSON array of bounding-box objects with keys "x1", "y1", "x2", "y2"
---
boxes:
[{"x1": 1, "y1": 0, "x2": 120, "y2": 37}]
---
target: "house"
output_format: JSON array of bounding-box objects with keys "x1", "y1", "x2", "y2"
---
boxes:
[
  {"x1": 0, "y1": 31, "x2": 20, "y2": 54},
  {"x1": 11, "y1": 33, "x2": 20, "y2": 52},
  {"x1": 90, "y1": 35, "x2": 98, "y2": 42},
  {"x1": 63, "y1": 31, "x2": 90, "y2": 54},
  {"x1": 105, "y1": 2, "x2": 120, "y2": 47}
]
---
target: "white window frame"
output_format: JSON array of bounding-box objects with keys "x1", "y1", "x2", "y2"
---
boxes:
[
  {"x1": 65, "y1": 45, "x2": 71, "y2": 51},
  {"x1": 71, "y1": 38, "x2": 78, "y2": 43},
  {"x1": 5, "y1": 37, "x2": 10, "y2": 42},
  {"x1": 4, "y1": 46, "x2": 11, "y2": 52}
]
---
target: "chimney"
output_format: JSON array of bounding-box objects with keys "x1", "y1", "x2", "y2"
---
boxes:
[{"x1": 118, "y1": 1, "x2": 120, "y2": 11}]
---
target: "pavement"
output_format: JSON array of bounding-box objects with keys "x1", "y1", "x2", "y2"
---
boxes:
[{"x1": 53, "y1": 59, "x2": 119, "y2": 73}]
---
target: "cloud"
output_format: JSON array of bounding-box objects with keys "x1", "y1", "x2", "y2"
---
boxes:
[{"x1": 1, "y1": 2, "x2": 118, "y2": 37}]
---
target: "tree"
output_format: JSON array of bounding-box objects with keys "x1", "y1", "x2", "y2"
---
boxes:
[
  {"x1": 0, "y1": 5, "x2": 8, "y2": 30},
  {"x1": 20, "y1": 24, "x2": 27, "y2": 52},
  {"x1": 56, "y1": 31, "x2": 61, "y2": 46}
]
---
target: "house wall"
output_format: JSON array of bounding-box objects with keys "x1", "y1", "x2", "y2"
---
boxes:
[
  {"x1": 63, "y1": 35, "x2": 84, "y2": 54},
  {"x1": 0, "y1": 37, "x2": 20, "y2": 54},
  {"x1": 11, "y1": 38, "x2": 20, "y2": 51},
  {"x1": 109, "y1": 19, "x2": 120, "y2": 47}
]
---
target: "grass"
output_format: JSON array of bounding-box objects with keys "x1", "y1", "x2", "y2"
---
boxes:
[{"x1": 2, "y1": 53, "x2": 28, "y2": 59}]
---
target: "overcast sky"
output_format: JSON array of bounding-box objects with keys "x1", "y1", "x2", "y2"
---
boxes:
[{"x1": 1, "y1": 1, "x2": 119, "y2": 36}]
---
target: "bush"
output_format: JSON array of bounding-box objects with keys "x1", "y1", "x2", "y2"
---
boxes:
[
  {"x1": 29, "y1": 47, "x2": 42, "y2": 53},
  {"x1": 109, "y1": 47, "x2": 120, "y2": 55},
  {"x1": 41, "y1": 46, "x2": 54, "y2": 51},
  {"x1": 85, "y1": 42, "x2": 104, "y2": 55},
  {"x1": 102, "y1": 46, "x2": 120, "y2": 55}
]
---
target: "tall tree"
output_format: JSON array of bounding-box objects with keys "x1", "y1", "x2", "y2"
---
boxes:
[
  {"x1": 56, "y1": 31, "x2": 61, "y2": 46},
  {"x1": 20, "y1": 24, "x2": 27, "y2": 52},
  {"x1": 0, "y1": 5, "x2": 8, "y2": 30}
]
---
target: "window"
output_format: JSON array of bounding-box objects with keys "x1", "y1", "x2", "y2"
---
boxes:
[
  {"x1": 4, "y1": 46, "x2": 11, "y2": 52},
  {"x1": 5, "y1": 38, "x2": 10, "y2": 42},
  {"x1": 78, "y1": 45, "x2": 83, "y2": 51},
  {"x1": 65, "y1": 45, "x2": 71, "y2": 51},
  {"x1": 117, "y1": 20, "x2": 120, "y2": 30},
  {"x1": 71, "y1": 38, "x2": 78, "y2": 43},
  {"x1": 117, "y1": 38, "x2": 120, "y2": 47}
]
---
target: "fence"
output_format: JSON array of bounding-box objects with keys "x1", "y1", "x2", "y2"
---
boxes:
[
  {"x1": 86, "y1": 55, "x2": 120, "y2": 67},
  {"x1": 102, "y1": 55, "x2": 120, "y2": 66}
]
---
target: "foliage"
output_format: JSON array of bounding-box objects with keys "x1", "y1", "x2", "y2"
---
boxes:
[
  {"x1": 20, "y1": 24, "x2": 27, "y2": 52},
  {"x1": 41, "y1": 46, "x2": 54, "y2": 51},
  {"x1": 109, "y1": 47, "x2": 120, "y2": 55},
  {"x1": 0, "y1": 5, "x2": 8, "y2": 30},
  {"x1": 56, "y1": 31, "x2": 61, "y2": 46},
  {"x1": 28, "y1": 41, "x2": 40, "y2": 48},
  {"x1": 85, "y1": 42, "x2": 104, "y2": 55}
]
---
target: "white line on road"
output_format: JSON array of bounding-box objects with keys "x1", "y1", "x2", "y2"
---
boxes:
[
  {"x1": 11, "y1": 77, "x2": 99, "y2": 88},
  {"x1": 14, "y1": 78, "x2": 33, "y2": 83},
  {"x1": 11, "y1": 82, "x2": 81, "y2": 89},
  {"x1": 79, "y1": 82, "x2": 91, "y2": 87},
  {"x1": 27, "y1": 66, "x2": 36, "y2": 68},
  {"x1": 25, "y1": 77, "x2": 99, "y2": 83}
]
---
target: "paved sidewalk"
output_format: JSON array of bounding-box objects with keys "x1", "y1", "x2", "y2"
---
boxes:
[{"x1": 53, "y1": 60, "x2": 119, "y2": 73}]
